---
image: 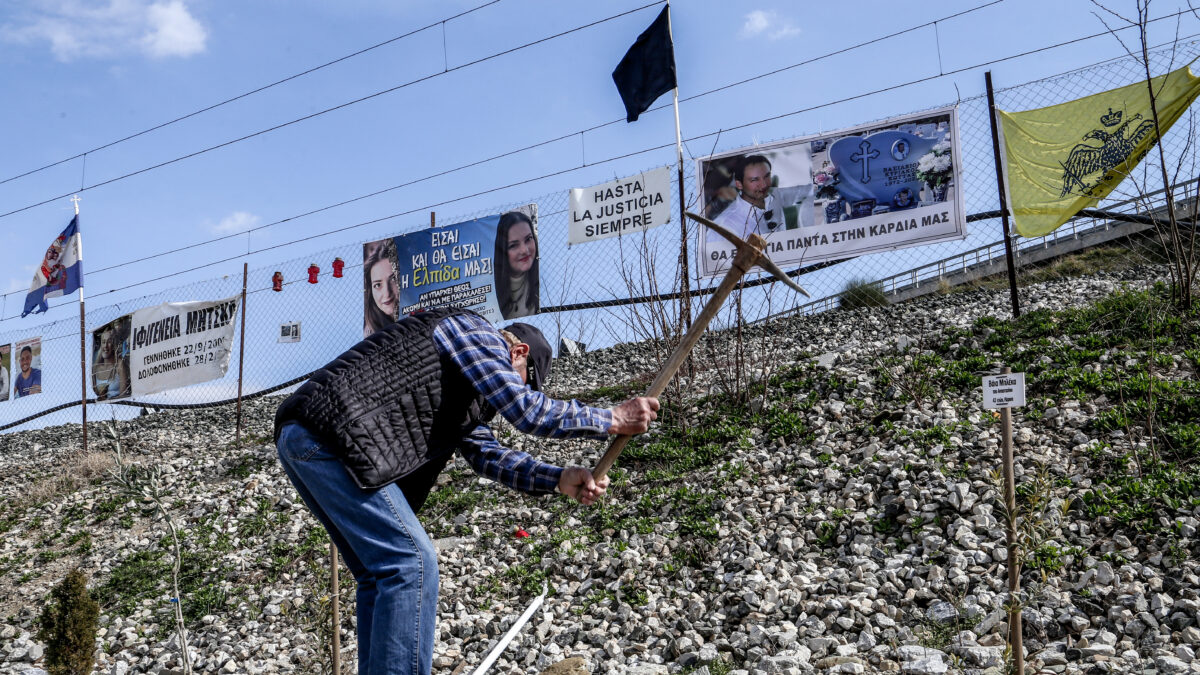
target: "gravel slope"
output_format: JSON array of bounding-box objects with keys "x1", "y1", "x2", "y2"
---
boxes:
[{"x1": 1, "y1": 267, "x2": 1198, "y2": 675}]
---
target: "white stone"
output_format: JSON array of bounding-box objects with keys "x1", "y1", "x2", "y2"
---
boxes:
[
  {"x1": 900, "y1": 656, "x2": 948, "y2": 674},
  {"x1": 1154, "y1": 655, "x2": 1191, "y2": 675}
]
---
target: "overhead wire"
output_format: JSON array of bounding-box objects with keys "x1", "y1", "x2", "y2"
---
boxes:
[
  {"x1": 2, "y1": 5, "x2": 1196, "y2": 318},
  {"x1": 0, "y1": 0, "x2": 1006, "y2": 300},
  {"x1": 0, "y1": 0, "x2": 667, "y2": 222},
  {"x1": 7, "y1": 20, "x2": 1195, "y2": 326},
  {"x1": 0, "y1": 0, "x2": 503, "y2": 189}
]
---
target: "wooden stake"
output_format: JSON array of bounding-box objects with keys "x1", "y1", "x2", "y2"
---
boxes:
[
  {"x1": 331, "y1": 545, "x2": 341, "y2": 674},
  {"x1": 73, "y1": 195, "x2": 87, "y2": 455},
  {"x1": 79, "y1": 297, "x2": 87, "y2": 453},
  {"x1": 235, "y1": 262, "x2": 248, "y2": 448},
  {"x1": 431, "y1": 211, "x2": 436, "y2": 229},
  {"x1": 999, "y1": 366, "x2": 1025, "y2": 674}
]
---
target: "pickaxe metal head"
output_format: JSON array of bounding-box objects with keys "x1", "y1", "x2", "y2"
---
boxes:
[{"x1": 685, "y1": 211, "x2": 810, "y2": 297}]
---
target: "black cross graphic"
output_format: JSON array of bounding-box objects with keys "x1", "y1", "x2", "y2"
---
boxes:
[{"x1": 850, "y1": 141, "x2": 880, "y2": 184}]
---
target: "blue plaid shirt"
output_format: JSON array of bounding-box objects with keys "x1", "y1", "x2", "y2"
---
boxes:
[{"x1": 432, "y1": 312, "x2": 612, "y2": 495}]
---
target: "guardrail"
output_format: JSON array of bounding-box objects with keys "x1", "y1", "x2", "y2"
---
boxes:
[{"x1": 771, "y1": 192, "x2": 1193, "y2": 322}]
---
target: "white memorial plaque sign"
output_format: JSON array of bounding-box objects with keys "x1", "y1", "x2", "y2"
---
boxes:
[{"x1": 982, "y1": 372, "x2": 1025, "y2": 409}]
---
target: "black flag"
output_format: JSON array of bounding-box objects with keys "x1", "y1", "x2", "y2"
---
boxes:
[{"x1": 612, "y1": 5, "x2": 677, "y2": 123}]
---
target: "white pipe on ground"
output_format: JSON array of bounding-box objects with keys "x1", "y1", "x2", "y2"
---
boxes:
[{"x1": 469, "y1": 583, "x2": 548, "y2": 675}]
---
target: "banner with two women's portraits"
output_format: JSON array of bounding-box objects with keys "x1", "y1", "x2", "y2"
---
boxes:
[
  {"x1": 697, "y1": 107, "x2": 967, "y2": 278},
  {"x1": 90, "y1": 296, "x2": 240, "y2": 400},
  {"x1": 362, "y1": 204, "x2": 539, "y2": 336}
]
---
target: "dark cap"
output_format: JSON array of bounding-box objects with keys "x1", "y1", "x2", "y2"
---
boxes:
[{"x1": 504, "y1": 322, "x2": 552, "y2": 391}]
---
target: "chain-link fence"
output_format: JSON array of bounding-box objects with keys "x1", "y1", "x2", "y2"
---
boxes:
[{"x1": 3, "y1": 39, "x2": 1197, "y2": 434}]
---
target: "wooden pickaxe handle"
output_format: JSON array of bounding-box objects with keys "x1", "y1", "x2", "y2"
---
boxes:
[{"x1": 592, "y1": 232, "x2": 768, "y2": 480}]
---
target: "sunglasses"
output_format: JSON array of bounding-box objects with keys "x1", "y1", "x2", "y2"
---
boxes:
[{"x1": 763, "y1": 209, "x2": 780, "y2": 231}]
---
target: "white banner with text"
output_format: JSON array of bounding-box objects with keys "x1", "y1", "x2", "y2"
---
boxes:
[
  {"x1": 568, "y1": 167, "x2": 671, "y2": 245},
  {"x1": 129, "y1": 295, "x2": 240, "y2": 396}
]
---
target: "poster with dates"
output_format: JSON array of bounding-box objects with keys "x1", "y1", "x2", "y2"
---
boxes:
[{"x1": 127, "y1": 295, "x2": 239, "y2": 396}]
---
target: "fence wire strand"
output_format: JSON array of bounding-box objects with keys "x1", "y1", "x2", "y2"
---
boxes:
[{"x1": 3, "y1": 40, "x2": 1198, "y2": 432}]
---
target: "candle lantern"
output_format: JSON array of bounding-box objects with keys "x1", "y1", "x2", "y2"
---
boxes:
[
  {"x1": 332, "y1": 257, "x2": 345, "y2": 278},
  {"x1": 272, "y1": 271, "x2": 283, "y2": 292},
  {"x1": 307, "y1": 263, "x2": 320, "y2": 284}
]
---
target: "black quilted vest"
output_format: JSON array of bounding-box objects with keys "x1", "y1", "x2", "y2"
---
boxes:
[{"x1": 274, "y1": 308, "x2": 493, "y2": 510}]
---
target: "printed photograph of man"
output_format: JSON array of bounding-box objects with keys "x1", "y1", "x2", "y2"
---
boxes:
[
  {"x1": 0, "y1": 344, "x2": 10, "y2": 402},
  {"x1": 14, "y1": 339, "x2": 42, "y2": 398},
  {"x1": 707, "y1": 153, "x2": 814, "y2": 240}
]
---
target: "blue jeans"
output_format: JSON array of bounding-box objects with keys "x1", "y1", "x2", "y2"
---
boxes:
[{"x1": 276, "y1": 422, "x2": 438, "y2": 675}]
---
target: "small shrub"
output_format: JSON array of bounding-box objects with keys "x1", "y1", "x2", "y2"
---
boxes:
[
  {"x1": 838, "y1": 278, "x2": 889, "y2": 309},
  {"x1": 38, "y1": 568, "x2": 100, "y2": 675},
  {"x1": 16, "y1": 450, "x2": 116, "y2": 510}
]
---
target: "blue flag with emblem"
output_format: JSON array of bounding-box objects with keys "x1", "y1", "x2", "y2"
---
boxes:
[{"x1": 23, "y1": 215, "x2": 84, "y2": 317}]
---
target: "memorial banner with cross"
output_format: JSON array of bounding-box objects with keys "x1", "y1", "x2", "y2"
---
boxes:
[{"x1": 696, "y1": 106, "x2": 966, "y2": 278}]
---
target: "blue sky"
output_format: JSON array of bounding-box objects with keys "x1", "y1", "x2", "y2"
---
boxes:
[{"x1": 0, "y1": 0, "x2": 1197, "y2": 329}]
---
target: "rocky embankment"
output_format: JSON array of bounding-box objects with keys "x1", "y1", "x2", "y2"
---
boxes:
[{"x1": 1, "y1": 267, "x2": 1198, "y2": 675}]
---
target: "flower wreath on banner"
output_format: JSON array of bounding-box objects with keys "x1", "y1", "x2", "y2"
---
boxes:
[{"x1": 916, "y1": 139, "x2": 953, "y2": 202}]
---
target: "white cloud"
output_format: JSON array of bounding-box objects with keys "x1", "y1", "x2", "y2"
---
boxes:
[
  {"x1": 211, "y1": 211, "x2": 260, "y2": 235},
  {"x1": 1, "y1": 0, "x2": 207, "y2": 62},
  {"x1": 141, "y1": 0, "x2": 206, "y2": 58},
  {"x1": 741, "y1": 10, "x2": 770, "y2": 37},
  {"x1": 739, "y1": 9, "x2": 801, "y2": 41}
]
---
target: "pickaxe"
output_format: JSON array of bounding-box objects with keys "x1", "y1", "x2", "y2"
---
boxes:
[{"x1": 593, "y1": 211, "x2": 811, "y2": 480}]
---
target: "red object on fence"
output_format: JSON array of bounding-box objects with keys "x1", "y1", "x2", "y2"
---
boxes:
[
  {"x1": 307, "y1": 263, "x2": 320, "y2": 284},
  {"x1": 332, "y1": 257, "x2": 345, "y2": 278},
  {"x1": 272, "y1": 271, "x2": 283, "y2": 292}
]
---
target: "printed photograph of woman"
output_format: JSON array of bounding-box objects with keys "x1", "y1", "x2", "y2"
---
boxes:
[
  {"x1": 493, "y1": 210, "x2": 540, "y2": 319},
  {"x1": 0, "y1": 344, "x2": 9, "y2": 403},
  {"x1": 363, "y1": 238, "x2": 400, "y2": 337},
  {"x1": 92, "y1": 317, "x2": 132, "y2": 401}
]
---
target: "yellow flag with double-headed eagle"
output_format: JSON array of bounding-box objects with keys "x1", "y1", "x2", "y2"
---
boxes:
[{"x1": 997, "y1": 65, "x2": 1200, "y2": 237}]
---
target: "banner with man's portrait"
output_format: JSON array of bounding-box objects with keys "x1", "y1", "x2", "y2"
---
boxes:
[
  {"x1": 13, "y1": 337, "x2": 43, "y2": 399},
  {"x1": 697, "y1": 107, "x2": 966, "y2": 278},
  {"x1": 91, "y1": 315, "x2": 133, "y2": 401},
  {"x1": 362, "y1": 204, "x2": 539, "y2": 336}
]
